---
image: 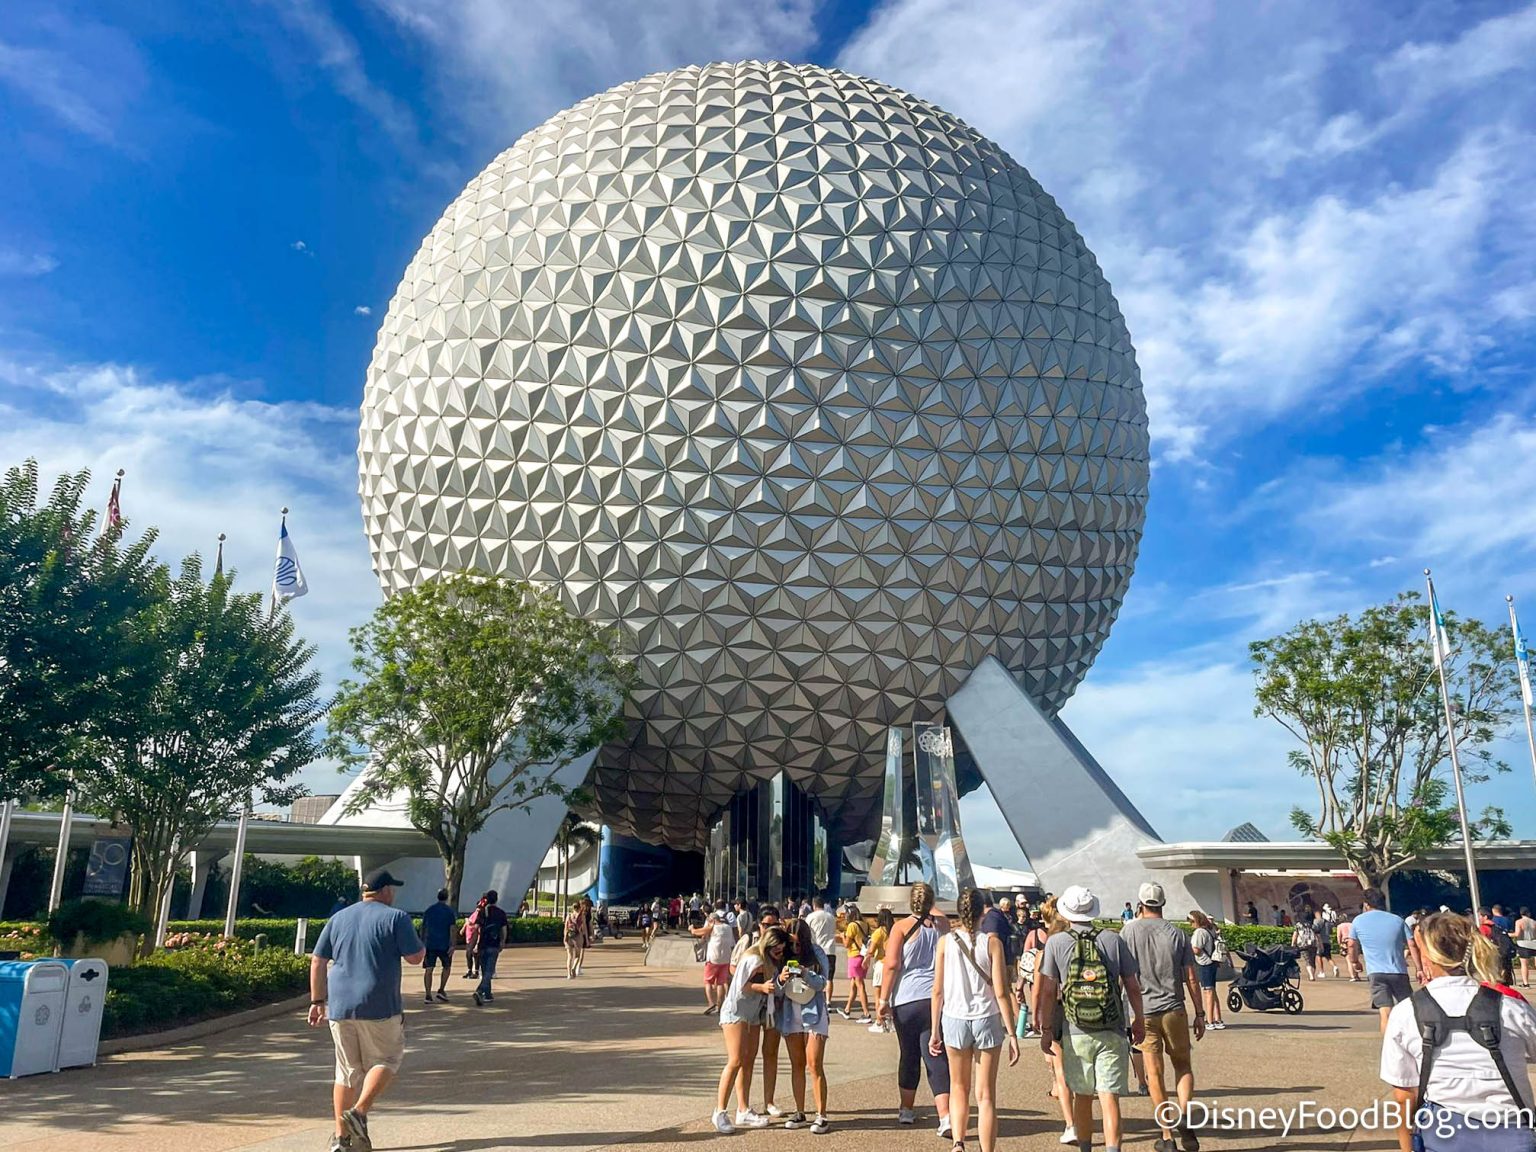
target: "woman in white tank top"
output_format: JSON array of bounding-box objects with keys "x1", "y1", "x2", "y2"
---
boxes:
[{"x1": 930, "y1": 889, "x2": 1019, "y2": 1152}]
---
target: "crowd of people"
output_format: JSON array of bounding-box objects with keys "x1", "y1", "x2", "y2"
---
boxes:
[{"x1": 301, "y1": 870, "x2": 1536, "y2": 1152}]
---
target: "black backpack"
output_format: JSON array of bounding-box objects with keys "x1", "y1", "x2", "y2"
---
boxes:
[
  {"x1": 1411, "y1": 986, "x2": 1529, "y2": 1118},
  {"x1": 479, "y1": 908, "x2": 506, "y2": 950}
]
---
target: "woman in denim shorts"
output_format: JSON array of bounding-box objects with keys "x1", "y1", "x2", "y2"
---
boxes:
[{"x1": 930, "y1": 888, "x2": 1019, "y2": 1152}]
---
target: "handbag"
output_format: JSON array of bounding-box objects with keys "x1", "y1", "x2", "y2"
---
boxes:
[{"x1": 783, "y1": 971, "x2": 818, "y2": 1005}]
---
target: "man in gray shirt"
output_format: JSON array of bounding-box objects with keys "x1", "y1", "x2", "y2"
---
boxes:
[
  {"x1": 1037, "y1": 885, "x2": 1146, "y2": 1152},
  {"x1": 1119, "y1": 883, "x2": 1204, "y2": 1152}
]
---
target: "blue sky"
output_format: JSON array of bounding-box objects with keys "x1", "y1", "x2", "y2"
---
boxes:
[{"x1": 4, "y1": 0, "x2": 1536, "y2": 867}]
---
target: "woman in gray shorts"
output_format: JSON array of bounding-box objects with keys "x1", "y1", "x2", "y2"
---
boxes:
[{"x1": 929, "y1": 888, "x2": 1019, "y2": 1152}]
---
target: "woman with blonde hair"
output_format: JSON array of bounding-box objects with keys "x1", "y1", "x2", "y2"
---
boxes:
[
  {"x1": 1188, "y1": 910, "x2": 1226, "y2": 1030},
  {"x1": 564, "y1": 896, "x2": 592, "y2": 978},
  {"x1": 1030, "y1": 897, "x2": 1077, "y2": 1146},
  {"x1": 1381, "y1": 911, "x2": 1536, "y2": 1151},
  {"x1": 930, "y1": 888, "x2": 1019, "y2": 1152},
  {"x1": 712, "y1": 925, "x2": 789, "y2": 1134},
  {"x1": 866, "y1": 907, "x2": 895, "y2": 1033},
  {"x1": 875, "y1": 882, "x2": 953, "y2": 1135},
  {"x1": 839, "y1": 905, "x2": 873, "y2": 1023}
]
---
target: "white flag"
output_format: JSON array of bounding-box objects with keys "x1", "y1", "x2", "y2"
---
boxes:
[
  {"x1": 1515, "y1": 611, "x2": 1534, "y2": 708},
  {"x1": 1428, "y1": 581, "x2": 1450, "y2": 670},
  {"x1": 272, "y1": 515, "x2": 309, "y2": 605}
]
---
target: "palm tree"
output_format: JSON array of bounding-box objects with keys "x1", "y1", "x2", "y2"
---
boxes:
[
  {"x1": 896, "y1": 839, "x2": 923, "y2": 884},
  {"x1": 553, "y1": 813, "x2": 599, "y2": 914}
]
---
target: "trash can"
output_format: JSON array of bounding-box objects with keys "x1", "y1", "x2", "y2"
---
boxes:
[
  {"x1": 56, "y1": 958, "x2": 108, "y2": 1070},
  {"x1": 0, "y1": 960, "x2": 68, "y2": 1078}
]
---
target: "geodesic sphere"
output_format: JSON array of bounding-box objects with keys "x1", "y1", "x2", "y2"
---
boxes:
[{"x1": 359, "y1": 61, "x2": 1148, "y2": 851}]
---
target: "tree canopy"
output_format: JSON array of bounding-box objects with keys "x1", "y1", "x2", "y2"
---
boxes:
[
  {"x1": 0, "y1": 461, "x2": 162, "y2": 801},
  {"x1": 327, "y1": 571, "x2": 633, "y2": 905},
  {"x1": 76, "y1": 553, "x2": 325, "y2": 936},
  {"x1": 1251, "y1": 592, "x2": 1517, "y2": 888}
]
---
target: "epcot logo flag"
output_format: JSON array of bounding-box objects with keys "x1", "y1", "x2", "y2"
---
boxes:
[
  {"x1": 271, "y1": 510, "x2": 308, "y2": 608},
  {"x1": 1428, "y1": 580, "x2": 1450, "y2": 671}
]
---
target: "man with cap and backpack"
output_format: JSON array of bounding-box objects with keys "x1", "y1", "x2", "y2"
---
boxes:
[
  {"x1": 470, "y1": 890, "x2": 511, "y2": 1006},
  {"x1": 1035, "y1": 885, "x2": 1147, "y2": 1152},
  {"x1": 308, "y1": 868, "x2": 425, "y2": 1152}
]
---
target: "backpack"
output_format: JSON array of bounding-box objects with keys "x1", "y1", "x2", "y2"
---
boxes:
[
  {"x1": 1411, "y1": 986, "x2": 1530, "y2": 1116},
  {"x1": 479, "y1": 908, "x2": 506, "y2": 950},
  {"x1": 1211, "y1": 930, "x2": 1230, "y2": 965},
  {"x1": 1061, "y1": 928, "x2": 1123, "y2": 1032},
  {"x1": 1295, "y1": 923, "x2": 1316, "y2": 949}
]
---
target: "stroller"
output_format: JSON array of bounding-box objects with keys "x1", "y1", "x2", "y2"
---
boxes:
[{"x1": 1226, "y1": 944, "x2": 1304, "y2": 1014}]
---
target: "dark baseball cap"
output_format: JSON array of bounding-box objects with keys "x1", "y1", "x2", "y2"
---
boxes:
[{"x1": 362, "y1": 868, "x2": 407, "y2": 893}]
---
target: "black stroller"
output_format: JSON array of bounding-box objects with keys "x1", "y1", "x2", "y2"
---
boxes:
[{"x1": 1226, "y1": 944, "x2": 1304, "y2": 1014}]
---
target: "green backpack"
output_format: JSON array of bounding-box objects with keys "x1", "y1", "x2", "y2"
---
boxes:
[{"x1": 1062, "y1": 928, "x2": 1123, "y2": 1032}]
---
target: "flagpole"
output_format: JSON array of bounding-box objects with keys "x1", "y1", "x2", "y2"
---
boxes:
[
  {"x1": 1507, "y1": 595, "x2": 1536, "y2": 795},
  {"x1": 0, "y1": 799, "x2": 13, "y2": 904},
  {"x1": 224, "y1": 797, "x2": 250, "y2": 939},
  {"x1": 155, "y1": 835, "x2": 180, "y2": 949},
  {"x1": 48, "y1": 772, "x2": 76, "y2": 914},
  {"x1": 1425, "y1": 569, "x2": 1482, "y2": 914},
  {"x1": 214, "y1": 532, "x2": 226, "y2": 580}
]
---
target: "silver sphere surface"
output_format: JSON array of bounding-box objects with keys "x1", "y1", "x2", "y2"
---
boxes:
[{"x1": 359, "y1": 61, "x2": 1149, "y2": 850}]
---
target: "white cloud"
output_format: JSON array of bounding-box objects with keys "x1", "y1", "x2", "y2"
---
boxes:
[
  {"x1": 291, "y1": 240, "x2": 312, "y2": 254},
  {"x1": 353, "y1": 304, "x2": 371, "y2": 315},
  {"x1": 839, "y1": 0, "x2": 1536, "y2": 461},
  {"x1": 0, "y1": 39, "x2": 122, "y2": 144},
  {"x1": 369, "y1": 0, "x2": 820, "y2": 147},
  {"x1": 1310, "y1": 411, "x2": 1536, "y2": 576},
  {"x1": 0, "y1": 357, "x2": 370, "y2": 799},
  {"x1": 263, "y1": 0, "x2": 422, "y2": 158},
  {"x1": 0, "y1": 248, "x2": 59, "y2": 277}
]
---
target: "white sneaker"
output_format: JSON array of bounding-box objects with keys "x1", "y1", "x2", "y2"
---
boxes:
[
  {"x1": 868, "y1": 1022, "x2": 886, "y2": 1034},
  {"x1": 937, "y1": 1115, "x2": 952, "y2": 1138},
  {"x1": 898, "y1": 1108, "x2": 917, "y2": 1125},
  {"x1": 856, "y1": 1016, "x2": 873, "y2": 1024},
  {"x1": 735, "y1": 1109, "x2": 770, "y2": 1129},
  {"x1": 713, "y1": 1111, "x2": 735, "y2": 1135},
  {"x1": 1059, "y1": 1126, "x2": 1077, "y2": 1145},
  {"x1": 810, "y1": 1116, "x2": 830, "y2": 1135},
  {"x1": 765, "y1": 1105, "x2": 784, "y2": 1118}
]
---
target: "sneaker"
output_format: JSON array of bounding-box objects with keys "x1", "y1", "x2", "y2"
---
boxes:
[
  {"x1": 341, "y1": 1109, "x2": 371, "y2": 1152},
  {"x1": 784, "y1": 1112, "x2": 808, "y2": 1130},
  {"x1": 1153, "y1": 1141, "x2": 1177, "y2": 1152},
  {"x1": 1178, "y1": 1124, "x2": 1201, "y2": 1152},
  {"x1": 472, "y1": 990, "x2": 484, "y2": 1006},
  {"x1": 435, "y1": 990, "x2": 448, "y2": 1002},
  {"x1": 483, "y1": 993, "x2": 494, "y2": 1002},
  {"x1": 766, "y1": 1105, "x2": 784, "y2": 1118},
  {"x1": 424, "y1": 996, "x2": 433, "y2": 1005},
  {"x1": 810, "y1": 1116, "x2": 830, "y2": 1135},
  {"x1": 712, "y1": 1111, "x2": 736, "y2": 1135},
  {"x1": 868, "y1": 1022, "x2": 886, "y2": 1034},
  {"x1": 834, "y1": 1007, "x2": 850, "y2": 1020},
  {"x1": 703, "y1": 1004, "x2": 716, "y2": 1014},
  {"x1": 898, "y1": 1109, "x2": 917, "y2": 1126},
  {"x1": 1059, "y1": 1127, "x2": 1077, "y2": 1145},
  {"x1": 937, "y1": 1115, "x2": 952, "y2": 1139},
  {"x1": 328, "y1": 1138, "x2": 350, "y2": 1152},
  {"x1": 735, "y1": 1109, "x2": 770, "y2": 1129},
  {"x1": 856, "y1": 1016, "x2": 873, "y2": 1024},
  {"x1": 1210, "y1": 1020, "x2": 1226, "y2": 1030}
]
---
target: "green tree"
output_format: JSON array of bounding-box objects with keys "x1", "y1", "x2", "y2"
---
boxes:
[
  {"x1": 327, "y1": 571, "x2": 632, "y2": 907},
  {"x1": 553, "y1": 813, "x2": 599, "y2": 914},
  {"x1": 75, "y1": 554, "x2": 325, "y2": 946},
  {"x1": 1251, "y1": 592, "x2": 1517, "y2": 890},
  {"x1": 0, "y1": 461, "x2": 161, "y2": 801}
]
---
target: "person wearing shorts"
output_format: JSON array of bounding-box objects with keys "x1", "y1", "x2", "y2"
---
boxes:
[
  {"x1": 692, "y1": 902, "x2": 737, "y2": 1015},
  {"x1": 417, "y1": 888, "x2": 456, "y2": 1004},
  {"x1": 1036, "y1": 885, "x2": 1146, "y2": 1152},
  {"x1": 309, "y1": 869, "x2": 425, "y2": 1152},
  {"x1": 1352, "y1": 888, "x2": 1419, "y2": 1032}
]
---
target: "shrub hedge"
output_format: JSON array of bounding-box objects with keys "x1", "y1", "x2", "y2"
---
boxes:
[
  {"x1": 1090, "y1": 919, "x2": 1301, "y2": 950},
  {"x1": 102, "y1": 942, "x2": 309, "y2": 1039}
]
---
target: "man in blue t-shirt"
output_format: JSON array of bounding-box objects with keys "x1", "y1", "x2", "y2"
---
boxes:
[
  {"x1": 310, "y1": 868, "x2": 425, "y2": 1152},
  {"x1": 1349, "y1": 887, "x2": 1420, "y2": 1032},
  {"x1": 418, "y1": 888, "x2": 458, "y2": 1005}
]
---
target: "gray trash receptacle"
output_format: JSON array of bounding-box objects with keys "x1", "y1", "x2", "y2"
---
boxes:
[
  {"x1": 57, "y1": 958, "x2": 109, "y2": 1070},
  {"x1": 0, "y1": 960, "x2": 68, "y2": 1078}
]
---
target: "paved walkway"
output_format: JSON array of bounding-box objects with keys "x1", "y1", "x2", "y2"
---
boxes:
[{"x1": 0, "y1": 938, "x2": 1478, "y2": 1150}]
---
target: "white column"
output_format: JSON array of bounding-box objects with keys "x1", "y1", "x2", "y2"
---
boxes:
[
  {"x1": 47, "y1": 782, "x2": 75, "y2": 913},
  {"x1": 223, "y1": 804, "x2": 250, "y2": 938}
]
